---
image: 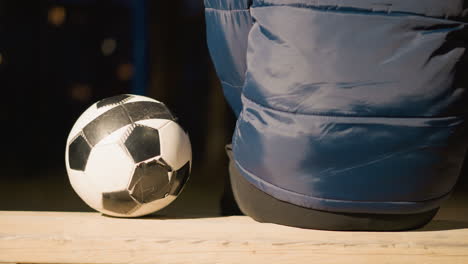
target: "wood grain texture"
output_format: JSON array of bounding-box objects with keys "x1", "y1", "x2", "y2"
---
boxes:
[{"x1": 1, "y1": 194, "x2": 467, "y2": 264}]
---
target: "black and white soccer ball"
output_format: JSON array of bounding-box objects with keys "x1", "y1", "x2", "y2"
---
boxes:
[{"x1": 65, "y1": 94, "x2": 192, "y2": 217}]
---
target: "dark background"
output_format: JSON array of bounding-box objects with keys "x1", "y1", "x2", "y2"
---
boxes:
[
  {"x1": 0, "y1": 0, "x2": 466, "y2": 216},
  {"x1": 0, "y1": 0, "x2": 238, "y2": 216}
]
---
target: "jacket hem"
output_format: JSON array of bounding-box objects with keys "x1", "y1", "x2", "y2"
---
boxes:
[{"x1": 233, "y1": 159, "x2": 451, "y2": 214}]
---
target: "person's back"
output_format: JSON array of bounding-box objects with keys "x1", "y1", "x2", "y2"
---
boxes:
[{"x1": 205, "y1": 0, "x2": 468, "y2": 230}]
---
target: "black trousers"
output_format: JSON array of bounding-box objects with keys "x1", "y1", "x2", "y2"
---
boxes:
[{"x1": 228, "y1": 155, "x2": 439, "y2": 231}]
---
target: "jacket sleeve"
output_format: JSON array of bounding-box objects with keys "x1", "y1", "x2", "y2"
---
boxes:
[
  {"x1": 204, "y1": 0, "x2": 253, "y2": 116},
  {"x1": 230, "y1": 0, "x2": 468, "y2": 214}
]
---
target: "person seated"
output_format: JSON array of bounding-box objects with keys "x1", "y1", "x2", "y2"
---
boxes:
[{"x1": 205, "y1": 0, "x2": 468, "y2": 230}]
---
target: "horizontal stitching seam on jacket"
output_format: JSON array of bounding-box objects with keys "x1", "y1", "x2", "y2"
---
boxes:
[
  {"x1": 221, "y1": 80, "x2": 243, "y2": 88},
  {"x1": 241, "y1": 94, "x2": 467, "y2": 120},
  {"x1": 252, "y1": 3, "x2": 467, "y2": 23},
  {"x1": 205, "y1": 7, "x2": 250, "y2": 13}
]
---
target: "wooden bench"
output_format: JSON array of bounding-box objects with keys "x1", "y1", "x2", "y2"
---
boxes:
[{"x1": 1, "y1": 193, "x2": 467, "y2": 264}]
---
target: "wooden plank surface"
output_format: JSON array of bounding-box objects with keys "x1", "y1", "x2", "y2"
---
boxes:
[{"x1": 1, "y1": 194, "x2": 467, "y2": 264}]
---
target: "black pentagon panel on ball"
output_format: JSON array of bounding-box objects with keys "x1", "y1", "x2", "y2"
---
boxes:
[
  {"x1": 128, "y1": 160, "x2": 171, "y2": 203},
  {"x1": 68, "y1": 134, "x2": 92, "y2": 171},
  {"x1": 82, "y1": 105, "x2": 132, "y2": 146},
  {"x1": 123, "y1": 101, "x2": 175, "y2": 121},
  {"x1": 124, "y1": 125, "x2": 161, "y2": 163},
  {"x1": 169, "y1": 161, "x2": 191, "y2": 196},
  {"x1": 96, "y1": 94, "x2": 132, "y2": 108},
  {"x1": 102, "y1": 190, "x2": 141, "y2": 215}
]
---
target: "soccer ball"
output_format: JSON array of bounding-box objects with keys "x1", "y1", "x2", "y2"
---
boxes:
[{"x1": 65, "y1": 94, "x2": 192, "y2": 217}]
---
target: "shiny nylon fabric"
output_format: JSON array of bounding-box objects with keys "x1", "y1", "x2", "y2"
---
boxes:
[
  {"x1": 205, "y1": 0, "x2": 468, "y2": 214},
  {"x1": 205, "y1": 0, "x2": 253, "y2": 115}
]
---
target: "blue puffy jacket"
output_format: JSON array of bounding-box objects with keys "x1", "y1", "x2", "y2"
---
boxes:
[{"x1": 205, "y1": 0, "x2": 468, "y2": 214}]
